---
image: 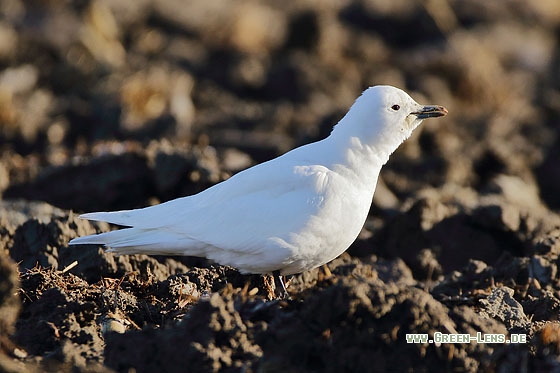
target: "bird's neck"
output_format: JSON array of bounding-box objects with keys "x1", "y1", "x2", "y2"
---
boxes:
[
  {"x1": 311, "y1": 135, "x2": 386, "y2": 192},
  {"x1": 325, "y1": 117, "x2": 403, "y2": 179}
]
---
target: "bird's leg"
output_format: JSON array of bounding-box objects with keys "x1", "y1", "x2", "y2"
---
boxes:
[{"x1": 272, "y1": 270, "x2": 290, "y2": 299}]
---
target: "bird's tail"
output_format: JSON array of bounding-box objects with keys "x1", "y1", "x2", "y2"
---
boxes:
[{"x1": 69, "y1": 212, "x2": 206, "y2": 256}]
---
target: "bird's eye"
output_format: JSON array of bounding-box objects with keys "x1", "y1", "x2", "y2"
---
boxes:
[{"x1": 391, "y1": 104, "x2": 400, "y2": 111}]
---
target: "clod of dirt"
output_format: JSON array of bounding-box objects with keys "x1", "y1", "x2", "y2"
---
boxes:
[
  {"x1": 479, "y1": 287, "x2": 531, "y2": 333},
  {"x1": 372, "y1": 187, "x2": 560, "y2": 276},
  {"x1": 104, "y1": 292, "x2": 265, "y2": 373}
]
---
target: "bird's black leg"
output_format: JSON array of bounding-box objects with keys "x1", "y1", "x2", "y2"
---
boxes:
[{"x1": 272, "y1": 270, "x2": 290, "y2": 299}]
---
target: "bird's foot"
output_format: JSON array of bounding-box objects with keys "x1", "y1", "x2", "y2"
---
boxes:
[{"x1": 272, "y1": 270, "x2": 291, "y2": 300}]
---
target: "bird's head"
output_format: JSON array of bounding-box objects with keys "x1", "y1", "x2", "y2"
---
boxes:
[{"x1": 333, "y1": 85, "x2": 448, "y2": 158}]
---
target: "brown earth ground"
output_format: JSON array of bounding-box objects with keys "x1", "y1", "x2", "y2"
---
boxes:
[{"x1": 2, "y1": 1, "x2": 560, "y2": 372}]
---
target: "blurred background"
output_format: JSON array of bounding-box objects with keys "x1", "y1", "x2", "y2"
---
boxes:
[{"x1": 1, "y1": 0, "x2": 560, "y2": 216}]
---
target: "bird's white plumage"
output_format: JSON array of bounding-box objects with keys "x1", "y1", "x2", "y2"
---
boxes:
[{"x1": 69, "y1": 85, "x2": 447, "y2": 275}]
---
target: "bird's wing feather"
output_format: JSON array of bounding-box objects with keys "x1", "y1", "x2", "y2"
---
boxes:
[{"x1": 80, "y1": 148, "x2": 320, "y2": 229}]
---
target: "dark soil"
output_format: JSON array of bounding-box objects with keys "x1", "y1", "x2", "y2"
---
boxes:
[{"x1": 2, "y1": 1, "x2": 560, "y2": 372}]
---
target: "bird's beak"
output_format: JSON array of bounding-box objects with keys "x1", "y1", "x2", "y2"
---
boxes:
[{"x1": 411, "y1": 105, "x2": 448, "y2": 119}]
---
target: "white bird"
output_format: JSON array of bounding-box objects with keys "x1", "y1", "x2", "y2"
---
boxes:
[{"x1": 69, "y1": 85, "x2": 447, "y2": 296}]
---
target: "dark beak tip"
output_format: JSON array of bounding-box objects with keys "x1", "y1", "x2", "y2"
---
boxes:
[{"x1": 413, "y1": 105, "x2": 448, "y2": 119}]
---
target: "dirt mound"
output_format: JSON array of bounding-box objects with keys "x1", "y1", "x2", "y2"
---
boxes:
[{"x1": 3, "y1": 198, "x2": 560, "y2": 371}]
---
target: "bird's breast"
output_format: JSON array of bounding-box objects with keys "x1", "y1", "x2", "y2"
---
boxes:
[{"x1": 279, "y1": 169, "x2": 375, "y2": 274}]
